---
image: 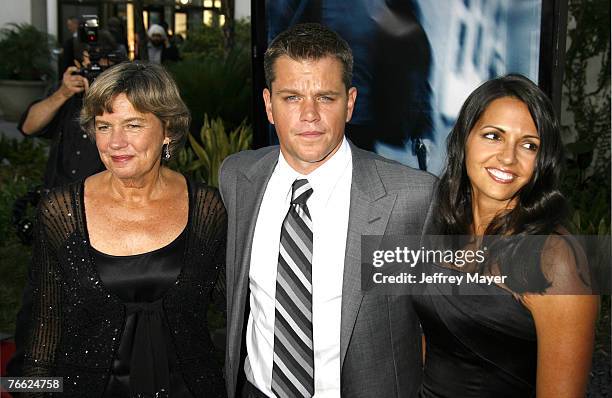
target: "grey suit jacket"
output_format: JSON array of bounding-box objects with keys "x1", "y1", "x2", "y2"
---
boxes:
[{"x1": 218, "y1": 142, "x2": 437, "y2": 397}]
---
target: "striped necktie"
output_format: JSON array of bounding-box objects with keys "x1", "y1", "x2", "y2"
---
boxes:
[{"x1": 271, "y1": 179, "x2": 315, "y2": 398}]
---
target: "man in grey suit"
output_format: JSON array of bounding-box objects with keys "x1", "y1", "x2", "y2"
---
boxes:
[{"x1": 219, "y1": 23, "x2": 436, "y2": 398}]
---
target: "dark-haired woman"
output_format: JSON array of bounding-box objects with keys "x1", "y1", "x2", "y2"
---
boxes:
[{"x1": 414, "y1": 74, "x2": 598, "y2": 397}]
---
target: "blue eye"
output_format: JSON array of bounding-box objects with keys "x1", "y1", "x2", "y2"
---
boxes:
[
  {"x1": 285, "y1": 95, "x2": 299, "y2": 102},
  {"x1": 318, "y1": 96, "x2": 333, "y2": 102}
]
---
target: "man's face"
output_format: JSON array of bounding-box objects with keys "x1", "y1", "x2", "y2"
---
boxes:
[
  {"x1": 150, "y1": 34, "x2": 164, "y2": 47},
  {"x1": 67, "y1": 19, "x2": 78, "y2": 33},
  {"x1": 263, "y1": 56, "x2": 357, "y2": 174},
  {"x1": 80, "y1": 50, "x2": 111, "y2": 67}
]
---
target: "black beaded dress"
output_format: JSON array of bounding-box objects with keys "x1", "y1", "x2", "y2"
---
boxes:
[{"x1": 12, "y1": 178, "x2": 227, "y2": 397}]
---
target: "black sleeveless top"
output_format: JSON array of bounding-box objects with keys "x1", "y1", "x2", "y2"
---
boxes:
[
  {"x1": 413, "y1": 263, "x2": 537, "y2": 398},
  {"x1": 90, "y1": 228, "x2": 194, "y2": 397},
  {"x1": 412, "y1": 234, "x2": 593, "y2": 398}
]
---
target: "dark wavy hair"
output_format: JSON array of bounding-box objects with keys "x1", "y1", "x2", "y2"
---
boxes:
[{"x1": 435, "y1": 74, "x2": 569, "y2": 292}]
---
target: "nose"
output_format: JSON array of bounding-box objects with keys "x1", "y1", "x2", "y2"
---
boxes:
[
  {"x1": 300, "y1": 98, "x2": 320, "y2": 123},
  {"x1": 496, "y1": 142, "x2": 517, "y2": 165},
  {"x1": 108, "y1": 127, "x2": 128, "y2": 150}
]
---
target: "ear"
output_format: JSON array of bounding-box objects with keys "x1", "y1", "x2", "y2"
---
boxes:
[
  {"x1": 263, "y1": 88, "x2": 275, "y2": 125},
  {"x1": 162, "y1": 120, "x2": 171, "y2": 146},
  {"x1": 345, "y1": 87, "x2": 358, "y2": 123}
]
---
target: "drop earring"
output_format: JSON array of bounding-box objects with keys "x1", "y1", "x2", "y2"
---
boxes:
[{"x1": 163, "y1": 143, "x2": 171, "y2": 160}]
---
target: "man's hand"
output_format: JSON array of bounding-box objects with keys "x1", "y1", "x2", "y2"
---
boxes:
[
  {"x1": 57, "y1": 66, "x2": 89, "y2": 99},
  {"x1": 20, "y1": 66, "x2": 87, "y2": 135}
]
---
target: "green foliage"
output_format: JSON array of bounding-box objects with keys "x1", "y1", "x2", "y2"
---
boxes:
[
  {"x1": 0, "y1": 134, "x2": 47, "y2": 237},
  {"x1": 0, "y1": 23, "x2": 56, "y2": 81},
  {"x1": 170, "y1": 114, "x2": 252, "y2": 187},
  {"x1": 0, "y1": 134, "x2": 47, "y2": 333},
  {"x1": 232, "y1": 18, "x2": 252, "y2": 54},
  {"x1": 180, "y1": 24, "x2": 226, "y2": 59},
  {"x1": 180, "y1": 18, "x2": 250, "y2": 60},
  {"x1": 167, "y1": 47, "x2": 252, "y2": 134},
  {"x1": 561, "y1": 2, "x2": 611, "y2": 287},
  {"x1": 168, "y1": 19, "x2": 251, "y2": 133},
  {"x1": 563, "y1": 0, "x2": 611, "y2": 178}
]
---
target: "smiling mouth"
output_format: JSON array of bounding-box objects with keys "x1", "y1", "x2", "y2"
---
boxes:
[
  {"x1": 111, "y1": 155, "x2": 134, "y2": 163},
  {"x1": 486, "y1": 167, "x2": 516, "y2": 183}
]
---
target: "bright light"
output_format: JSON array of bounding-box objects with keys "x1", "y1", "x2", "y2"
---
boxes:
[
  {"x1": 180, "y1": 0, "x2": 189, "y2": 4},
  {"x1": 203, "y1": 10, "x2": 213, "y2": 26},
  {"x1": 127, "y1": 4, "x2": 135, "y2": 60}
]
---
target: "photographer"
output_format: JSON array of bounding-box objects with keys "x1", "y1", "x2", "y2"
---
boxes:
[
  {"x1": 18, "y1": 26, "x2": 125, "y2": 189},
  {"x1": 19, "y1": 64, "x2": 100, "y2": 188}
]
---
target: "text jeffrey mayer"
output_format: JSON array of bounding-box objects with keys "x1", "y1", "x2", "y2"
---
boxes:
[{"x1": 420, "y1": 272, "x2": 507, "y2": 285}]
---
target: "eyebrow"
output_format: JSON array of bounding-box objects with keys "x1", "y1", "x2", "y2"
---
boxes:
[
  {"x1": 274, "y1": 89, "x2": 342, "y2": 96},
  {"x1": 95, "y1": 117, "x2": 146, "y2": 124},
  {"x1": 480, "y1": 125, "x2": 540, "y2": 140}
]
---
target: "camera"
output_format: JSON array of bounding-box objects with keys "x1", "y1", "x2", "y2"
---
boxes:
[
  {"x1": 78, "y1": 14, "x2": 99, "y2": 45},
  {"x1": 74, "y1": 15, "x2": 125, "y2": 83}
]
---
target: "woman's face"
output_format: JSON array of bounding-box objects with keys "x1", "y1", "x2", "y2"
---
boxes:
[
  {"x1": 94, "y1": 93, "x2": 169, "y2": 180},
  {"x1": 465, "y1": 97, "x2": 540, "y2": 209}
]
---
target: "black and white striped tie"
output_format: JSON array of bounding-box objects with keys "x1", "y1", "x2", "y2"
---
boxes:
[{"x1": 271, "y1": 179, "x2": 315, "y2": 398}]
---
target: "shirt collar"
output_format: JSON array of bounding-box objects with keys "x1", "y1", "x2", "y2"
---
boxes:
[{"x1": 275, "y1": 136, "x2": 351, "y2": 202}]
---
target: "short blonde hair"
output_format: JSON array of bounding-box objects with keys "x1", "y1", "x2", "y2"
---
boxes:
[{"x1": 80, "y1": 62, "x2": 190, "y2": 157}]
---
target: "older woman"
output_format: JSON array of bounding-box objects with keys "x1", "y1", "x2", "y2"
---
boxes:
[
  {"x1": 11, "y1": 63, "x2": 226, "y2": 397},
  {"x1": 414, "y1": 75, "x2": 598, "y2": 397}
]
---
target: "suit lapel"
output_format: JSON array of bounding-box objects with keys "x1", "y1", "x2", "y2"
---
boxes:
[
  {"x1": 340, "y1": 146, "x2": 396, "y2": 368},
  {"x1": 232, "y1": 149, "x2": 279, "y2": 308}
]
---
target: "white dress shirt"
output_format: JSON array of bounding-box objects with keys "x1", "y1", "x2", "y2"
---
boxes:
[{"x1": 246, "y1": 137, "x2": 352, "y2": 397}]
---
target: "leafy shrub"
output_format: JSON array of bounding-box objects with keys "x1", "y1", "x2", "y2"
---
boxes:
[
  {"x1": 180, "y1": 24, "x2": 226, "y2": 59},
  {"x1": 180, "y1": 18, "x2": 251, "y2": 60},
  {"x1": 0, "y1": 23, "x2": 56, "y2": 81},
  {"x1": 168, "y1": 19, "x2": 251, "y2": 134},
  {"x1": 167, "y1": 47, "x2": 252, "y2": 134},
  {"x1": 170, "y1": 114, "x2": 252, "y2": 187},
  {"x1": 0, "y1": 134, "x2": 47, "y2": 333}
]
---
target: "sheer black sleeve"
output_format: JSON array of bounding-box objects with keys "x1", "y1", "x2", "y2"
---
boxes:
[
  {"x1": 208, "y1": 189, "x2": 228, "y2": 317},
  {"x1": 18, "y1": 192, "x2": 64, "y2": 384},
  {"x1": 539, "y1": 234, "x2": 594, "y2": 295}
]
